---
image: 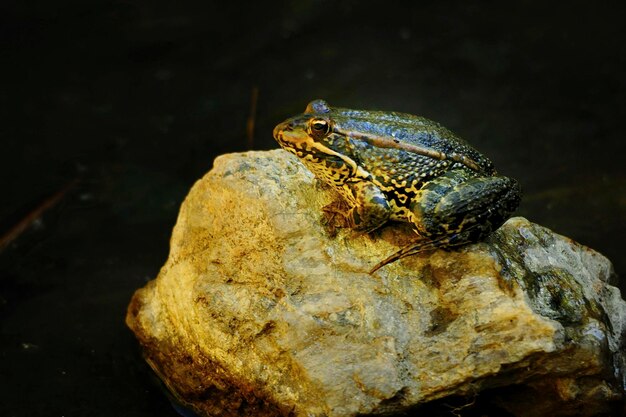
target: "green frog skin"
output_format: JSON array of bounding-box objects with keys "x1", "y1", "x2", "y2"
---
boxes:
[{"x1": 273, "y1": 99, "x2": 521, "y2": 273}]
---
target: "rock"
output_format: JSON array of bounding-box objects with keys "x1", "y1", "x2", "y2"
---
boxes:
[{"x1": 126, "y1": 150, "x2": 626, "y2": 417}]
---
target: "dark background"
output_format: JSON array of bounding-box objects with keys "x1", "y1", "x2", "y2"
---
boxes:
[{"x1": 1, "y1": 1, "x2": 625, "y2": 416}]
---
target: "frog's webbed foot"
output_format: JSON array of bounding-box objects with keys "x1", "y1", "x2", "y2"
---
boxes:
[
  {"x1": 315, "y1": 179, "x2": 335, "y2": 191},
  {"x1": 322, "y1": 181, "x2": 392, "y2": 236},
  {"x1": 321, "y1": 200, "x2": 352, "y2": 237}
]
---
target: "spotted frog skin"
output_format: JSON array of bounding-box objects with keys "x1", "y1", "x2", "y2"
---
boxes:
[{"x1": 273, "y1": 99, "x2": 521, "y2": 273}]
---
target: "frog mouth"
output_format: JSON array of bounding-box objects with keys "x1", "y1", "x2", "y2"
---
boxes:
[
  {"x1": 273, "y1": 123, "x2": 311, "y2": 150},
  {"x1": 272, "y1": 122, "x2": 288, "y2": 142},
  {"x1": 274, "y1": 127, "x2": 365, "y2": 181}
]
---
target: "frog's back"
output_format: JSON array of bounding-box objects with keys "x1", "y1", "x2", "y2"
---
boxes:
[{"x1": 330, "y1": 106, "x2": 496, "y2": 176}]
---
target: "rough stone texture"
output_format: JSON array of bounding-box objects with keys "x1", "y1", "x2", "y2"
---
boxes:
[{"x1": 126, "y1": 150, "x2": 626, "y2": 417}]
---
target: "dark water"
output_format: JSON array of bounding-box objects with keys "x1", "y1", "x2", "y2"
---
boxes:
[{"x1": 1, "y1": 1, "x2": 625, "y2": 416}]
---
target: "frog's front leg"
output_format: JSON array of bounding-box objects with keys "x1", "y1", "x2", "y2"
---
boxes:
[
  {"x1": 323, "y1": 180, "x2": 391, "y2": 233},
  {"x1": 370, "y1": 170, "x2": 521, "y2": 272}
]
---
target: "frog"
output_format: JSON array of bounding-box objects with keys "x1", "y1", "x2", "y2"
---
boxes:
[{"x1": 273, "y1": 99, "x2": 521, "y2": 273}]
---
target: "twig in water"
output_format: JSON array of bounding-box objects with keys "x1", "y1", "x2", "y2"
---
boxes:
[{"x1": 0, "y1": 179, "x2": 78, "y2": 251}]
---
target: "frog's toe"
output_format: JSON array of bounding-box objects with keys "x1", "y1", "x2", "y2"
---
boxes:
[
  {"x1": 369, "y1": 239, "x2": 437, "y2": 274},
  {"x1": 321, "y1": 201, "x2": 352, "y2": 236}
]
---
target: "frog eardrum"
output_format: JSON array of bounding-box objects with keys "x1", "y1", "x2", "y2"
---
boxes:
[{"x1": 273, "y1": 99, "x2": 521, "y2": 273}]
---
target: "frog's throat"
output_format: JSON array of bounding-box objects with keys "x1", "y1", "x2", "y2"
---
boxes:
[
  {"x1": 280, "y1": 130, "x2": 369, "y2": 180},
  {"x1": 339, "y1": 129, "x2": 481, "y2": 172}
]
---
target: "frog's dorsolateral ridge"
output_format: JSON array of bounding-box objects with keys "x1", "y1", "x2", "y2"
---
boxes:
[{"x1": 273, "y1": 99, "x2": 521, "y2": 273}]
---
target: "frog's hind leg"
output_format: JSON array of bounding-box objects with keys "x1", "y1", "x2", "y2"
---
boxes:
[{"x1": 370, "y1": 172, "x2": 521, "y2": 273}]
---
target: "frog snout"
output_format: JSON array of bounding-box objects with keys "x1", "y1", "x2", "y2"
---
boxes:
[{"x1": 273, "y1": 121, "x2": 291, "y2": 139}]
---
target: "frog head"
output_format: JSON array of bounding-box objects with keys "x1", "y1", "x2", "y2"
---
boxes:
[
  {"x1": 273, "y1": 99, "x2": 335, "y2": 155},
  {"x1": 273, "y1": 100, "x2": 360, "y2": 185}
]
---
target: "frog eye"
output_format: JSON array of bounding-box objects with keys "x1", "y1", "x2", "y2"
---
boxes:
[{"x1": 308, "y1": 118, "x2": 330, "y2": 139}]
